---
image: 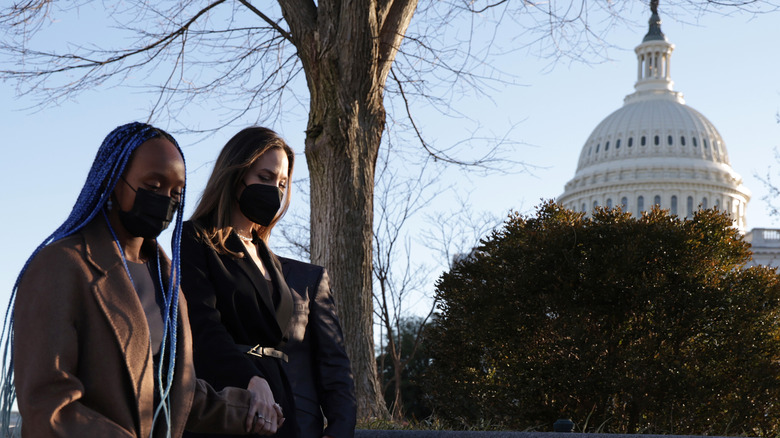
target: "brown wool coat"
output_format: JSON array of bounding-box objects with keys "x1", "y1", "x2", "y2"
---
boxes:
[{"x1": 13, "y1": 218, "x2": 253, "y2": 438}]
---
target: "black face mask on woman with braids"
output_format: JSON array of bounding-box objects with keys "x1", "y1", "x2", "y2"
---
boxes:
[{"x1": 117, "y1": 177, "x2": 180, "y2": 239}]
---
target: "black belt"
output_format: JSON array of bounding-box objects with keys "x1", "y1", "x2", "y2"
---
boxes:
[{"x1": 239, "y1": 344, "x2": 288, "y2": 362}]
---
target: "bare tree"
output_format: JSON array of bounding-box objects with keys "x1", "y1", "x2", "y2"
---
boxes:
[
  {"x1": 371, "y1": 139, "x2": 439, "y2": 420},
  {"x1": 421, "y1": 197, "x2": 504, "y2": 270},
  {"x1": 3, "y1": 0, "x2": 776, "y2": 418},
  {"x1": 370, "y1": 130, "x2": 506, "y2": 420}
]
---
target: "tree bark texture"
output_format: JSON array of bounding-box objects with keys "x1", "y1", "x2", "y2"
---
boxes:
[{"x1": 278, "y1": 0, "x2": 418, "y2": 419}]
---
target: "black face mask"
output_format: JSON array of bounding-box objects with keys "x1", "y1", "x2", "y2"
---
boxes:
[
  {"x1": 238, "y1": 182, "x2": 283, "y2": 227},
  {"x1": 117, "y1": 179, "x2": 179, "y2": 239}
]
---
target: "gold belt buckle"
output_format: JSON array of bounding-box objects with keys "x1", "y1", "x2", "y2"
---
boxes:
[{"x1": 247, "y1": 345, "x2": 289, "y2": 362}]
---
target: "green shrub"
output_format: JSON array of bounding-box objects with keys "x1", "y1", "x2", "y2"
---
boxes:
[{"x1": 426, "y1": 201, "x2": 780, "y2": 435}]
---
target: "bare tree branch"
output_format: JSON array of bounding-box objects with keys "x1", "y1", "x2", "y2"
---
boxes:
[
  {"x1": 1, "y1": 0, "x2": 228, "y2": 77},
  {"x1": 237, "y1": 0, "x2": 294, "y2": 42}
]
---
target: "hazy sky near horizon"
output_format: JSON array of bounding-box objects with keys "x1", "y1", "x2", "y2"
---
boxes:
[{"x1": 2, "y1": 3, "x2": 780, "y2": 314}]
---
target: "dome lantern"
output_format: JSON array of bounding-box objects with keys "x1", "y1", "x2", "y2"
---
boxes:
[{"x1": 627, "y1": 7, "x2": 681, "y2": 103}]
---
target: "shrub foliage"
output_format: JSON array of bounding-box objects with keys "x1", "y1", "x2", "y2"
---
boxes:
[{"x1": 426, "y1": 201, "x2": 780, "y2": 434}]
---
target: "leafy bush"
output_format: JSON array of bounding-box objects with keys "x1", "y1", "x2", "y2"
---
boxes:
[{"x1": 426, "y1": 201, "x2": 780, "y2": 435}]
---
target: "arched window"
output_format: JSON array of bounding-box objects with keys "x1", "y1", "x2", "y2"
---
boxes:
[
  {"x1": 715, "y1": 198, "x2": 720, "y2": 210},
  {"x1": 671, "y1": 196, "x2": 678, "y2": 215},
  {"x1": 667, "y1": 135, "x2": 673, "y2": 145},
  {"x1": 596, "y1": 143, "x2": 600, "y2": 152},
  {"x1": 702, "y1": 197, "x2": 708, "y2": 209},
  {"x1": 582, "y1": 203, "x2": 586, "y2": 212},
  {"x1": 621, "y1": 197, "x2": 628, "y2": 209},
  {"x1": 637, "y1": 196, "x2": 644, "y2": 215},
  {"x1": 641, "y1": 136, "x2": 647, "y2": 146},
  {"x1": 588, "y1": 146, "x2": 592, "y2": 156},
  {"x1": 605, "y1": 141, "x2": 610, "y2": 151},
  {"x1": 681, "y1": 136, "x2": 686, "y2": 146},
  {"x1": 654, "y1": 195, "x2": 661, "y2": 206},
  {"x1": 654, "y1": 135, "x2": 660, "y2": 146},
  {"x1": 703, "y1": 138, "x2": 709, "y2": 148},
  {"x1": 628, "y1": 137, "x2": 634, "y2": 147},
  {"x1": 606, "y1": 198, "x2": 613, "y2": 208},
  {"x1": 616, "y1": 139, "x2": 621, "y2": 149},
  {"x1": 686, "y1": 196, "x2": 694, "y2": 217},
  {"x1": 593, "y1": 200, "x2": 599, "y2": 209},
  {"x1": 692, "y1": 137, "x2": 698, "y2": 147}
]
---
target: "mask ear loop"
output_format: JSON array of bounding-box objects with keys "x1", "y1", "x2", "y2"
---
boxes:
[{"x1": 120, "y1": 176, "x2": 138, "y2": 193}]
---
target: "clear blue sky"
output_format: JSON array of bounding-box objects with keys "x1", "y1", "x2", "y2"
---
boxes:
[{"x1": 2, "y1": 4, "x2": 779, "y2": 313}]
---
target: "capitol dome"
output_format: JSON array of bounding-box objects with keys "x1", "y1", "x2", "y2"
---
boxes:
[{"x1": 558, "y1": 10, "x2": 751, "y2": 232}]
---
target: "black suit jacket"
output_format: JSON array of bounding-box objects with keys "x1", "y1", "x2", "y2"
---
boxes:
[
  {"x1": 279, "y1": 257, "x2": 357, "y2": 438},
  {"x1": 179, "y1": 220, "x2": 293, "y2": 391}
]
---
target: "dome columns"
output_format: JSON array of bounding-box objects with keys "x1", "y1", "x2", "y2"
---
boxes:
[
  {"x1": 562, "y1": 187, "x2": 749, "y2": 233},
  {"x1": 634, "y1": 41, "x2": 675, "y2": 93},
  {"x1": 637, "y1": 48, "x2": 670, "y2": 82}
]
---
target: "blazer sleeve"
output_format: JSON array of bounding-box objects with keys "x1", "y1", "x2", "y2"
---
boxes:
[
  {"x1": 310, "y1": 269, "x2": 357, "y2": 438},
  {"x1": 13, "y1": 244, "x2": 135, "y2": 438},
  {"x1": 180, "y1": 223, "x2": 264, "y2": 389}
]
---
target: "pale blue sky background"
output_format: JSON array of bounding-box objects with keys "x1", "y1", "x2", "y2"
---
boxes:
[{"x1": 2, "y1": 4, "x2": 780, "y2": 315}]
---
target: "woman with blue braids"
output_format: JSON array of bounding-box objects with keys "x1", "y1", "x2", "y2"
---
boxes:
[{"x1": 1, "y1": 122, "x2": 270, "y2": 437}]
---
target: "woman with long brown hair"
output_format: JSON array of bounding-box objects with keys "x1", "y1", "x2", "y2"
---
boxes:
[{"x1": 181, "y1": 127, "x2": 297, "y2": 438}]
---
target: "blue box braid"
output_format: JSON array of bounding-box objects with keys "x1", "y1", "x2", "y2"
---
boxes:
[{"x1": 0, "y1": 121, "x2": 187, "y2": 438}]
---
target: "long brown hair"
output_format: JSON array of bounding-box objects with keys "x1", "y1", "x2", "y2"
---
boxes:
[{"x1": 190, "y1": 126, "x2": 294, "y2": 255}]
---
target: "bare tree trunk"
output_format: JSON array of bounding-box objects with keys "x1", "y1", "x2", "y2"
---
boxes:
[
  {"x1": 280, "y1": 0, "x2": 417, "y2": 419},
  {"x1": 391, "y1": 342, "x2": 404, "y2": 419},
  {"x1": 301, "y1": 16, "x2": 388, "y2": 419},
  {"x1": 305, "y1": 111, "x2": 385, "y2": 418}
]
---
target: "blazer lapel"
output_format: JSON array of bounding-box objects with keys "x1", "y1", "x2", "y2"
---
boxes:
[
  {"x1": 255, "y1": 240, "x2": 293, "y2": 338},
  {"x1": 226, "y1": 232, "x2": 293, "y2": 342},
  {"x1": 280, "y1": 258, "x2": 293, "y2": 278},
  {"x1": 83, "y1": 218, "x2": 154, "y2": 438},
  {"x1": 226, "y1": 233, "x2": 277, "y2": 317}
]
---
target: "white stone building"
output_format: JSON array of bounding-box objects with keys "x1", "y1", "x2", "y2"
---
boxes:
[{"x1": 557, "y1": 10, "x2": 779, "y2": 267}]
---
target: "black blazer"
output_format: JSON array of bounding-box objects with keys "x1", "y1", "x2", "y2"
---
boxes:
[
  {"x1": 279, "y1": 257, "x2": 356, "y2": 438},
  {"x1": 180, "y1": 220, "x2": 294, "y2": 391}
]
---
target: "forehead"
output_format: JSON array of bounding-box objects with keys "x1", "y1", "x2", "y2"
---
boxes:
[
  {"x1": 249, "y1": 148, "x2": 288, "y2": 176},
  {"x1": 125, "y1": 137, "x2": 185, "y2": 182}
]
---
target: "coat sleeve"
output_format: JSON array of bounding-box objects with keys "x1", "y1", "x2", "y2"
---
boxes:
[
  {"x1": 185, "y1": 378, "x2": 254, "y2": 434},
  {"x1": 13, "y1": 244, "x2": 135, "y2": 438},
  {"x1": 180, "y1": 223, "x2": 264, "y2": 389},
  {"x1": 309, "y1": 269, "x2": 357, "y2": 438}
]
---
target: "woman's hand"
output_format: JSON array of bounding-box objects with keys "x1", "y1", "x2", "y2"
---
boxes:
[{"x1": 245, "y1": 376, "x2": 285, "y2": 435}]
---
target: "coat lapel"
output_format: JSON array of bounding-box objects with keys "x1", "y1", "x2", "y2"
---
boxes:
[{"x1": 83, "y1": 218, "x2": 154, "y2": 438}]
